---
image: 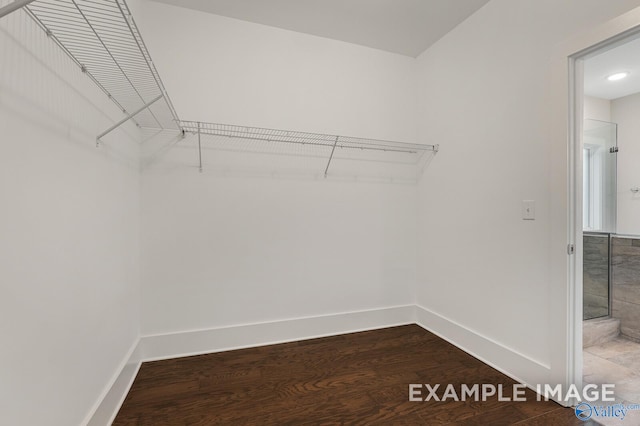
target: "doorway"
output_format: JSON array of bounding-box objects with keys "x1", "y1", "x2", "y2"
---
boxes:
[{"x1": 571, "y1": 30, "x2": 640, "y2": 414}]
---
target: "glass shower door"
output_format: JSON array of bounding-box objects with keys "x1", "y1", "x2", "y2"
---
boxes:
[
  {"x1": 583, "y1": 119, "x2": 617, "y2": 320},
  {"x1": 583, "y1": 119, "x2": 617, "y2": 233}
]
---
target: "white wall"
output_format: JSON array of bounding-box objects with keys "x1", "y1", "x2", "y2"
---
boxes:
[
  {"x1": 0, "y1": 9, "x2": 141, "y2": 426},
  {"x1": 137, "y1": 1, "x2": 419, "y2": 336},
  {"x1": 141, "y1": 163, "x2": 417, "y2": 335},
  {"x1": 136, "y1": 0, "x2": 418, "y2": 142},
  {"x1": 415, "y1": 0, "x2": 640, "y2": 387},
  {"x1": 584, "y1": 95, "x2": 611, "y2": 121},
  {"x1": 612, "y1": 92, "x2": 640, "y2": 235}
]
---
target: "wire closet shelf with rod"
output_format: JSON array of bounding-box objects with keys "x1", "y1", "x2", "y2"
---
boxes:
[
  {"x1": 1, "y1": 0, "x2": 439, "y2": 178},
  {"x1": 180, "y1": 121, "x2": 439, "y2": 178}
]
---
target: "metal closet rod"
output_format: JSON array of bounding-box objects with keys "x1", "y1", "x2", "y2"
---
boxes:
[
  {"x1": 96, "y1": 93, "x2": 163, "y2": 145},
  {"x1": 0, "y1": 0, "x2": 36, "y2": 18}
]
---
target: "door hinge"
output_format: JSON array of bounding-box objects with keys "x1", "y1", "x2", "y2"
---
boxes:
[
  {"x1": 610, "y1": 147, "x2": 619, "y2": 153},
  {"x1": 568, "y1": 244, "x2": 575, "y2": 255}
]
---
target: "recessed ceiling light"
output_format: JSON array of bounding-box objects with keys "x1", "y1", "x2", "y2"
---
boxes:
[{"x1": 607, "y1": 72, "x2": 629, "y2": 81}]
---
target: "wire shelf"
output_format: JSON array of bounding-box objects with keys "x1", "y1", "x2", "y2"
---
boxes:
[
  {"x1": 180, "y1": 120, "x2": 438, "y2": 177},
  {"x1": 4, "y1": 0, "x2": 439, "y2": 179},
  {"x1": 23, "y1": 0, "x2": 180, "y2": 131},
  {"x1": 181, "y1": 121, "x2": 436, "y2": 153}
]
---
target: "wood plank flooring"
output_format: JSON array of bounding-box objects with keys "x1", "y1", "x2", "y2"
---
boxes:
[{"x1": 114, "y1": 325, "x2": 592, "y2": 425}]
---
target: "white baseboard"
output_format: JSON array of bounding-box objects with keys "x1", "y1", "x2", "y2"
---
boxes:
[
  {"x1": 139, "y1": 305, "x2": 416, "y2": 361},
  {"x1": 414, "y1": 304, "x2": 551, "y2": 391},
  {"x1": 84, "y1": 338, "x2": 141, "y2": 426}
]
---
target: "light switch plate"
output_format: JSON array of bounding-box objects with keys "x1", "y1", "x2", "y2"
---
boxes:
[{"x1": 522, "y1": 200, "x2": 535, "y2": 220}]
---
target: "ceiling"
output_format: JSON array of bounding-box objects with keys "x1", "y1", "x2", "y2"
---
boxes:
[
  {"x1": 149, "y1": 0, "x2": 490, "y2": 57},
  {"x1": 585, "y1": 37, "x2": 640, "y2": 100}
]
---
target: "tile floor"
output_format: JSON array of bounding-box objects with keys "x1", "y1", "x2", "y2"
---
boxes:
[{"x1": 584, "y1": 337, "x2": 640, "y2": 425}]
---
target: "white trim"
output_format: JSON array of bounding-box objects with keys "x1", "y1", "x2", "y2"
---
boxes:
[
  {"x1": 83, "y1": 338, "x2": 141, "y2": 426},
  {"x1": 139, "y1": 305, "x2": 415, "y2": 361},
  {"x1": 414, "y1": 305, "x2": 551, "y2": 396},
  {"x1": 97, "y1": 362, "x2": 142, "y2": 426},
  {"x1": 141, "y1": 304, "x2": 415, "y2": 339},
  {"x1": 568, "y1": 54, "x2": 584, "y2": 402}
]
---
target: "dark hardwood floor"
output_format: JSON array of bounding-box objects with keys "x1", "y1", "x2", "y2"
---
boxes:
[{"x1": 114, "y1": 325, "x2": 591, "y2": 425}]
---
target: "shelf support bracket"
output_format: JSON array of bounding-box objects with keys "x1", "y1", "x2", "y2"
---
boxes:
[
  {"x1": 96, "y1": 94, "x2": 163, "y2": 146},
  {"x1": 197, "y1": 122, "x2": 203, "y2": 173},
  {"x1": 324, "y1": 136, "x2": 339, "y2": 178},
  {"x1": 0, "y1": 0, "x2": 36, "y2": 19}
]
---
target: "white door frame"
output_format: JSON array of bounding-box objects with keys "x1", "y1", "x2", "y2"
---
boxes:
[{"x1": 566, "y1": 21, "x2": 640, "y2": 397}]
